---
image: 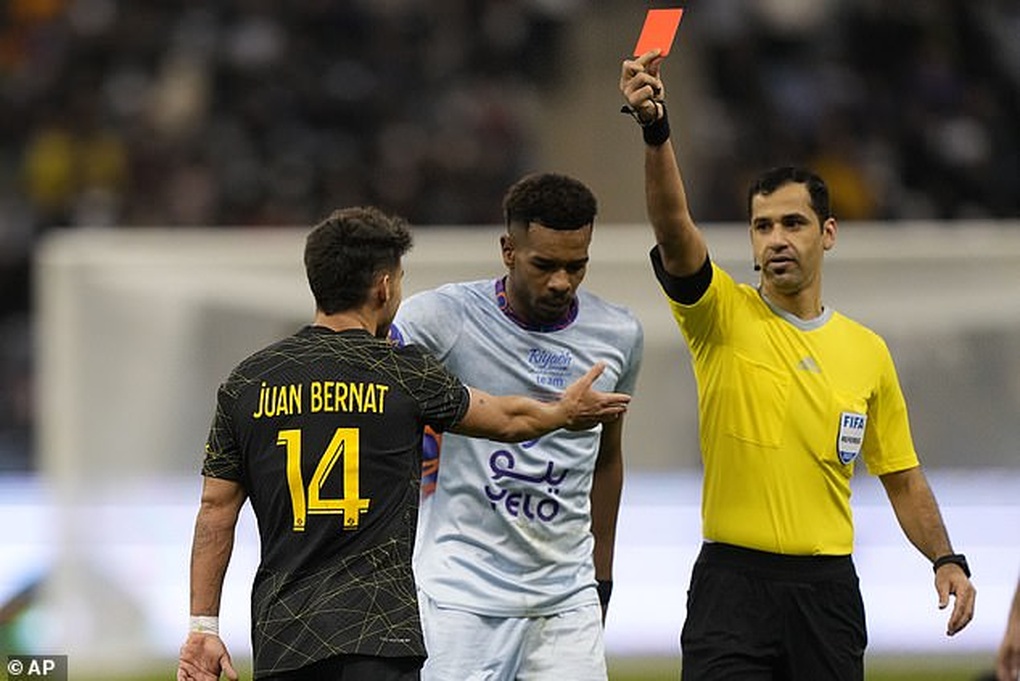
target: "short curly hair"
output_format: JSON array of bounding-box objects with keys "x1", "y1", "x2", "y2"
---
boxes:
[{"x1": 502, "y1": 172, "x2": 598, "y2": 231}]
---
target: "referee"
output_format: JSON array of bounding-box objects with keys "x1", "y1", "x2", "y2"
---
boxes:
[{"x1": 620, "y1": 51, "x2": 976, "y2": 680}]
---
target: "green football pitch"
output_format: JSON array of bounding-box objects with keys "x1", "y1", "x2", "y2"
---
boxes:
[
  {"x1": 607, "y1": 654, "x2": 994, "y2": 680},
  {"x1": 78, "y1": 653, "x2": 996, "y2": 680}
]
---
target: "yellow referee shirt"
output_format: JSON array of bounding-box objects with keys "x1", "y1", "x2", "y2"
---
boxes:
[{"x1": 666, "y1": 263, "x2": 920, "y2": 555}]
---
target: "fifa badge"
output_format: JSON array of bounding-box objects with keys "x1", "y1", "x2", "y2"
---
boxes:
[{"x1": 837, "y1": 411, "x2": 867, "y2": 464}]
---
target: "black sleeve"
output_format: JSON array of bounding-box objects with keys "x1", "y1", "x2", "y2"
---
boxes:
[
  {"x1": 410, "y1": 346, "x2": 472, "y2": 432},
  {"x1": 649, "y1": 247, "x2": 712, "y2": 305}
]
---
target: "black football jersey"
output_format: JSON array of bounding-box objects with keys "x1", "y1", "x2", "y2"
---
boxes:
[{"x1": 202, "y1": 325, "x2": 469, "y2": 676}]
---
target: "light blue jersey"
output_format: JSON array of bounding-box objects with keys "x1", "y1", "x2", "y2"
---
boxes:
[{"x1": 391, "y1": 278, "x2": 643, "y2": 616}]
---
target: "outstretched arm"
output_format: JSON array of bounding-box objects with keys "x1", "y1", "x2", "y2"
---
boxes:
[
  {"x1": 620, "y1": 50, "x2": 708, "y2": 278},
  {"x1": 879, "y1": 466, "x2": 976, "y2": 636},
  {"x1": 452, "y1": 362, "x2": 630, "y2": 442},
  {"x1": 178, "y1": 476, "x2": 245, "y2": 681}
]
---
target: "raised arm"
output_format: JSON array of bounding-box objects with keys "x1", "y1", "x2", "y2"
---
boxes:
[
  {"x1": 879, "y1": 466, "x2": 976, "y2": 636},
  {"x1": 452, "y1": 362, "x2": 630, "y2": 442},
  {"x1": 620, "y1": 50, "x2": 707, "y2": 278}
]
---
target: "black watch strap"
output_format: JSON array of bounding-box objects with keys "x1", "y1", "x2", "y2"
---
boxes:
[{"x1": 932, "y1": 553, "x2": 971, "y2": 578}]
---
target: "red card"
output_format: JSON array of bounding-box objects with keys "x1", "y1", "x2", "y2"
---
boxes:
[{"x1": 633, "y1": 8, "x2": 684, "y2": 58}]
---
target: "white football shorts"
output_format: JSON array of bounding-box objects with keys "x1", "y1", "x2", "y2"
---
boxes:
[{"x1": 419, "y1": 591, "x2": 608, "y2": 681}]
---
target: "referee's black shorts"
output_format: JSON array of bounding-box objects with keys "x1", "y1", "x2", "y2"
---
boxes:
[{"x1": 680, "y1": 542, "x2": 867, "y2": 681}]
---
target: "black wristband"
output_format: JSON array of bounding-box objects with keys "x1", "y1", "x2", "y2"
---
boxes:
[
  {"x1": 933, "y1": 553, "x2": 971, "y2": 578},
  {"x1": 620, "y1": 103, "x2": 671, "y2": 147},
  {"x1": 641, "y1": 105, "x2": 670, "y2": 147},
  {"x1": 596, "y1": 579, "x2": 613, "y2": 610}
]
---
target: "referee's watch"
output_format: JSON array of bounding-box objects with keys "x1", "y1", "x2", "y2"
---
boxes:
[{"x1": 932, "y1": 553, "x2": 971, "y2": 578}]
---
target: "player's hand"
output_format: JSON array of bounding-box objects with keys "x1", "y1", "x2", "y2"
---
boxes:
[
  {"x1": 177, "y1": 632, "x2": 239, "y2": 681},
  {"x1": 561, "y1": 362, "x2": 630, "y2": 430},
  {"x1": 935, "y1": 564, "x2": 975, "y2": 636},
  {"x1": 620, "y1": 50, "x2": 665, "y2": 124}
]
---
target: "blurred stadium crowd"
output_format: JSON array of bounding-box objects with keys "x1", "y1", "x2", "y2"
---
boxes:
[
  {"x1": 0, "y1": 0, "x2": 1017, "y2": 470},
  {"x1": 0, "y1": 0, "x2": 569, "y2": 469},
  {"x1": 685, "y1": 0, "x2": 1019, "y2": 222}
]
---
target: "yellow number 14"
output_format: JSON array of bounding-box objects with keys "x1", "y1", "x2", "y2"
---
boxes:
[{"x1": 277, "y1": 428, "x2": 371, "y2": 531}]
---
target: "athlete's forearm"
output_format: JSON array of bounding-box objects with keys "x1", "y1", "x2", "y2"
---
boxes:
[
  {"x1": 454, "y1": 390, "x2": 560, "y2": 442},
  {"x1": 644, "y1": 120, "x2": 707, "y2": 278},
  {"x1": 189, "y1": 478, "x2": 245, "y2": 616},
  {"x1": 189, "y1": 510, "x2": 235, "y2": 616},
  {"x1": 880, "y1": 466, "x2": 954, "y2": 561},
  {"x1": 590, "y1": 426, "x2": 624, "y2": 580},
  {"x1": 454, "y1": 366, "x2": 629, "y2": 442}
]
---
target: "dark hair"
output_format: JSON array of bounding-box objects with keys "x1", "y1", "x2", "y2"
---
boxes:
[
  {"x1": 747, "y1": 166, "x2": 832, "y2": 224},
  {"x1": 304, "y1": 206, "x2": 413, "y2": 315},
  {"x1": 502, "y1": 172, "x2": 598, "y2": 231}
]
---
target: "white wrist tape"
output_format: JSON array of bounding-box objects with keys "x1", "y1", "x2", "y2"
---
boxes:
[{"x1": 189, "y1": 615, "x2": 219, "y2": 635}]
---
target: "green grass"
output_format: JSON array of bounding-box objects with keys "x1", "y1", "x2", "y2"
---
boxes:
[
  {"x1": 72, "y1": 654, "x2": 996, "y2": 680},
  {"x1": 607, "y1": 654, "x2": 995, "y2": 681}
]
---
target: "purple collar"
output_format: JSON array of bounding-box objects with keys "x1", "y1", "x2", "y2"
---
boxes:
[{"x1": 495, "y1": 278, "x2": 577, "y2": 332}]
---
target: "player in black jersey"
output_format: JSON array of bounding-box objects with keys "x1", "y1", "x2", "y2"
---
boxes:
[{"x1": 176, "y1": 206, "x2": 630, "y2": 681}]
